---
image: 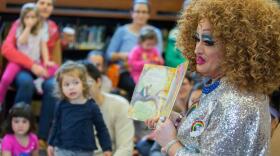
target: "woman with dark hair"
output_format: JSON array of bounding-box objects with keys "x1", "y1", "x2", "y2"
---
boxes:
[
  {"x1": 1, "y1": 0, "x2": 61, "y2": 147},
  {"x1": 106, "y1": 0, "x2": 163, "y2": 61},
  {"x1": 106, "y1": 0, "x2": 163, "y2": 100}
]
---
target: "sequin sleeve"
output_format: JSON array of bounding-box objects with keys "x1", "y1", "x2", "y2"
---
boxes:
[{"x1": 175, "y1": 81, "x2": 270, "y2": 156}]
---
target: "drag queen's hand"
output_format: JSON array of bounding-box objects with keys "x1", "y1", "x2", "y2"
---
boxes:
[{"x1": 155, "y1": 118, "x2": 177, "y2": 147}]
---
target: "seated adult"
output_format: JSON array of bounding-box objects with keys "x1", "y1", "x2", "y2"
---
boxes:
[
  {"x1": 87, "y1": 51, "x2": 112, "y2": 93},
  {"x1": 1, "y1": 0, "x2": 61, "y2": 147},
  {"x1": 81, "y1": 61, "x2": 135, "y2": 156},
  {"x1": 106, "y1": 0, "x2": 163, "y2": 100}
]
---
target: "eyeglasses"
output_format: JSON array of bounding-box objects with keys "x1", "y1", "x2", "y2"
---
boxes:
[{"x1": 133, "y1": 10, "x2": 149, "y2": 14}]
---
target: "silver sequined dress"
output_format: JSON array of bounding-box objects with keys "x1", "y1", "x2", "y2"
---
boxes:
[{"x1": 176, "y1": 78, "x2": 270, "y2": 156}]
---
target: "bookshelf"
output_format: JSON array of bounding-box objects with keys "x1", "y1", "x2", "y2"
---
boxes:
[{"x1": 0, "y1": 0, "x2": 184, "y2": 60}]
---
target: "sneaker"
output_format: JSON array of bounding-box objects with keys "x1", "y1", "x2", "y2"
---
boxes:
[{"x1": 34, "y1": 78, "x2": 44, "y2": 94}]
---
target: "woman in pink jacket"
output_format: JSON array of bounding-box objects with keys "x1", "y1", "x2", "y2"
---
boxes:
[{"x1": 1, "y1": 0, "x2": 60, "y2": 147}]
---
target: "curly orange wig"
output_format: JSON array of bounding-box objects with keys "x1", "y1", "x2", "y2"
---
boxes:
[{"x1": 177, "y1": 0, "x2": 280, "y2": 95}]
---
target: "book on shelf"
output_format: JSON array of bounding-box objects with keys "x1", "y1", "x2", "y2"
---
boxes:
[
  {"x1": 128, "y1": 61, "x2": 189, "y2": 121},
  {"x1": 62, "y1": 24, "x2": 106, "y2": 50}
]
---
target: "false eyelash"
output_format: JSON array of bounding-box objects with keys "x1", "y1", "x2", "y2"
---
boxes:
[{"x1": 203, "y1": 39, "x2": 215, "y2": 46}]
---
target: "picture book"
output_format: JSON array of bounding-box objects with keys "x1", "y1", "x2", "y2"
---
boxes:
[{"x1": 128, "y1": 61, "x2": 189, "y2": 121}]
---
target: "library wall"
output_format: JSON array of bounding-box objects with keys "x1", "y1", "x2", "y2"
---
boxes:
[
  {"x1": 0, "y1": 0, "x2": 184, "y2": 61},
  {"x1": 1, "y1": 0, "x2": 183, "y2": 20}
]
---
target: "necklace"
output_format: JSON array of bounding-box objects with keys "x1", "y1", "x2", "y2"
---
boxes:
[{"x1": 202, "y1": 79, "x2": 220, "y2": 94}]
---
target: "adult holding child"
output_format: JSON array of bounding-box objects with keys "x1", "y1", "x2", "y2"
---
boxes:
[
  {"x1": 128, "y1": 27, "x2": 164, "y2": 84},
  {"x1": 145, "y1": 0, "x2": 280, "y2": 155},
  {"x1": 106, "y1": 0, "x2": 163, "y2": 99},
  {"x1": 1, "y1": 0, "x2": 61, "y2": 147}
]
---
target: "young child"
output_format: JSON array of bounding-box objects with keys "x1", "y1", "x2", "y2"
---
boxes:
[
  {"x1": 47, "y1": 61, "x2": 112, "y2": 156},
  {"x1": 0, "y1": 3, "x2": 57, "y2": 110},
  {"x1": 128, "y1": 26, "x2": 164, "y2": 84},
  {"x1": 1, "y1": 103, "x2": 39, "y2": 156}
]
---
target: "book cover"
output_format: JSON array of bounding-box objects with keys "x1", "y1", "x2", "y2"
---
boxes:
[{"x1": 128, "y1": 61, "x2": 188, "y2": 121}]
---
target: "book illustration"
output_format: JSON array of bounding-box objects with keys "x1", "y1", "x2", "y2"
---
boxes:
[
  {"x1": 128, "y1": 62, "x2": 188, "y2": 121},
  {"x1": 130, "y1": 83, "x2": 167, "y2": 117},
  {"x1": 159, "y1": 61, "x2": 189, "y2": 118}
]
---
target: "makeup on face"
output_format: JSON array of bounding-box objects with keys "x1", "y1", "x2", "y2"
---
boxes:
[
  {"x1": 193, "y1": 33, "x2": 215, "y2": 46},
  {"x1": 196, "y1": 56, "x2": 206, "y2": 65},
  {"x1": 194, "y1": 32, "x2": 216, "y2": 65},
  {"x1": 194, "y1": 19, "x2": 224, "y2": 78}
]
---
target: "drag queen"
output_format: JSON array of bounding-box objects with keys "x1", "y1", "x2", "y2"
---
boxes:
[{"x1": 145, "y1": 0, "x2": 280, "y2": 155}]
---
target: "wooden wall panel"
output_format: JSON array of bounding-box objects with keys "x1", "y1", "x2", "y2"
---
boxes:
[
  {"x1": 0, "y1": 0, "x2": 7, "y2": 11},
  {"x1": 55, "y1": 0, "x2": 132, "y2": 10},
  {"x1": 2, "y1": 0, "x2": 183, "y2": 21}
]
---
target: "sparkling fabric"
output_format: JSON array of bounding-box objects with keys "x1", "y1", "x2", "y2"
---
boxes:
[{"x1": 176, "y1": 78, "x2": 270, "y2": 156}]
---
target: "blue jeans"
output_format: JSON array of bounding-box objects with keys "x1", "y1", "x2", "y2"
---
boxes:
[
  {"x1": 150, "y1": 142, "x2": 166, "y2": 156},
  {"x1": 55, "y1": 147, "x2": 93, "y2": 156},
  {"x1": 38, "y1": 76, "x2": 58, "y2": 140},
  {"x1": 14, "y1": 70, "x2": 57, "y2": 140},
  {"x1": 14, "y1": 71, "x2": 35, "y2": 104},
  {"x1": 136, "y1": 139, "x2": 154, "y2": 156}
]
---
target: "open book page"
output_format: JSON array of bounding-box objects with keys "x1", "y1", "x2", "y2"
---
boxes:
[
  {"x1": 159, "y1": 61, "x2": 189, "y2": 119},
  {"x1": 128, "y1": 61, "x2": 189, "y2": 121},
  {"x1": 128, "y1": 64, "x2": 177, "y2": 121}
]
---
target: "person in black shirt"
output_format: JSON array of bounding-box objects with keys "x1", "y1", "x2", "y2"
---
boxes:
[{"x1": 47, "y1": 61, "x2": 112, "y2": 156}]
